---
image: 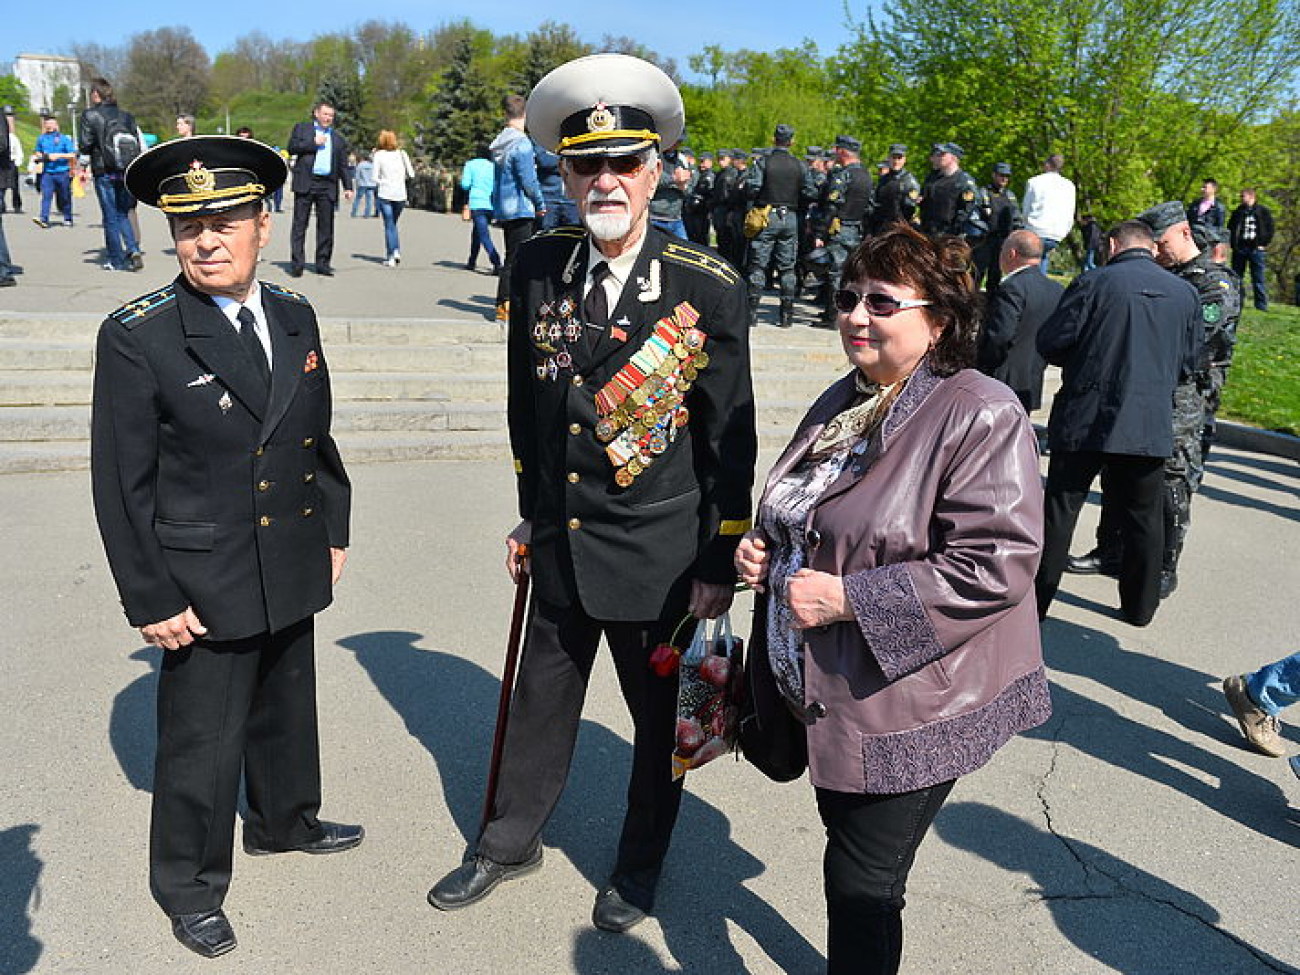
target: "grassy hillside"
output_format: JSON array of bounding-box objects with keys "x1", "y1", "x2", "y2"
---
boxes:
[{"x1": 1221, "y1": 304, "x2": 1300, "y2": 436}]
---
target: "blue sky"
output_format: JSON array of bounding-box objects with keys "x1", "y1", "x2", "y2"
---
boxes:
[{"x1": 4, "y1": 1, "x2": 865, "y2": 84}]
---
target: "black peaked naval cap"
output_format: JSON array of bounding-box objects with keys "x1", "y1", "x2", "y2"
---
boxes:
[{"x1": 126, "y1": 135, "x2": 288, "y2": 214}]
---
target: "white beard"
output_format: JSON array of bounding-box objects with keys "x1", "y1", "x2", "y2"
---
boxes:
[{"x1": 584, "y1": 210, "x2": 633, "y2": 241}]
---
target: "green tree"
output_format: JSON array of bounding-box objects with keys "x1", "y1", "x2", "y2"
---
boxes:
[
  {"x1": 511, "y1": 21, "x2": 593, "y2": 94},
  {"x1": 423, "y1": 35, "x2": 499, "y2": 166},
  {"x1": 119, "y1": 27, "x2": 212, "y2": 132},
  {"x1": 317, "y1": 71, "x2": 373, "y2": 151},
  {"x1": 0, "y1": 76, "x2": 31, "y2": 113}
]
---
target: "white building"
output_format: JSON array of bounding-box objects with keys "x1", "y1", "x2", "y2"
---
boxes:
[{"x1": 12, "y1": 55, "x2": 84, "y2": 115}]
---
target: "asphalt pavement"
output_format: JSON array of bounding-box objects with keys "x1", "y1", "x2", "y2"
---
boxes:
[{"x1": 0, "y1": 201, "x2": 1297, "y2": 974}]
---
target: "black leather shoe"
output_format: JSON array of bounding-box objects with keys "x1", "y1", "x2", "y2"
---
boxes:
[
  {"x1": 288, "y1": 266, "x2": 304, "y2": 278},
  {"x1": 1160, "y1": 570, "x2": 1178, "y2": 599},
  {"x1": 1065, "y1": 548, "x2": 1121, "y2": 577},
  {"x1": 171, "y1": 909, "x2": 236, "y2": 958},
  {"x1": 243, "y1": 821, "x2": 364, "y2": 856},
  {"x1": 427, "y1": 846, "x2": 543, "y2": 911},
  {"x1": 315, "y1": 265, "x2": 334, "y2": 276},
  {"x1": 592, "y1": 886, "x2": 648, "y2": 933}
]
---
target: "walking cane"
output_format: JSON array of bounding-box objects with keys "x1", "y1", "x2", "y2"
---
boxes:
[{"x1": 481, "y1": 544, "x2": 530, "y2": 834}]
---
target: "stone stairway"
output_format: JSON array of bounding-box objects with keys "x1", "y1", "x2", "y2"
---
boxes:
[{"x1": 0, "y1": 314, "x2": 852, "y2": 474}]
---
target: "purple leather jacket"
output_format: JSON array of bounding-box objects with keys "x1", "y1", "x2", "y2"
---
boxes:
[{"x1": 751, "y1": 360, "x2": 1052, "y2": 794}]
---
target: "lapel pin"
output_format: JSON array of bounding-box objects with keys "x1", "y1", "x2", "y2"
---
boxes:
[
  {"x1": 187, "y1": 373, "x2": 216, "y2": 388},
  {"x1": 218, "y1": 391, "x2": 233, "y2": 413}
]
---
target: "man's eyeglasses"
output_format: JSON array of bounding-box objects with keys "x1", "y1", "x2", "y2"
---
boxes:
[
  {"x1": 833, "y1": 290, "x2": 933, "y2": 316},
  {"x1": 567, "y1": 154, "x2": 648, "y2": 178}
]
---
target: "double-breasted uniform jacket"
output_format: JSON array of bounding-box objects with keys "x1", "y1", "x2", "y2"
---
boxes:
[
  {"x1": 507, "y1": 225, "x2": 757, "y2": 621},
  {"x1": 91, "y1": 275, "x2": 351, "y2": 642},
  {"x1": 748, "y1": 363, "x2": 1052, "y2": 794}
]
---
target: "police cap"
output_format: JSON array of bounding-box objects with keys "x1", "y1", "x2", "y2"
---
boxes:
[
  {"x1": 931, "y1": 142, "x2": 964, "y2": 158},
  {"x1": 888, "y1": 143, "x2": 908, "y2": 156},
  {"x1": 716, "y1": 148, "x2": 734, "y2": 159},
  {"x1": 834, "y1": 134, "x2": 862, "y2": 153},
  {"x1": 733, "y1": 149, "x2": 749, "y2": 160},
  {"x1": 1136, "y1": 201, "x2": 1189, "y2": 240},
  {"x1": 125, "y1": 135, "x2": 287, "y2": 214},
  {"x1": 992, "y1": 162, "x2": 1012, "y2": 176},
  {"x1": 527, "y1": 53, "x2": 684, "y2": 157},
  {"x1": 773, "y1": 123, "x2": 795, "y2": 145},
  {"x1": 805, "y1": 145, "x2": 823, "y2": 159}
]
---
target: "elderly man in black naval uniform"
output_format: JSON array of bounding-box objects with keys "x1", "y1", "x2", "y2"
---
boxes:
[
  {"x1": 427, "y1": 54, "x2": 757, "y2": 934},
  {"x1": 90, "y1": 136, "x2": 360, "y2": 959}
]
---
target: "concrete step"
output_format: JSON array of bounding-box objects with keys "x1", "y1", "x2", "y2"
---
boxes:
[{"x1": 0, "y1": 340, "x2": 94, "y2": 371}]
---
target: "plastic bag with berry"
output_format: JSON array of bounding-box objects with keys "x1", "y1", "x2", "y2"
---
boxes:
[{"x1": 670, "y1": 614, "x2": 743, "y2": 780}]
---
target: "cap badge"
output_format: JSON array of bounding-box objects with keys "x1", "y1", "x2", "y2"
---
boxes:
[
  {"x1": 185, "y1": 160, "x2": 216, "y2": 195},
  {"x1": 587, "y1": 102, "x2": 615, "y2": 133}
]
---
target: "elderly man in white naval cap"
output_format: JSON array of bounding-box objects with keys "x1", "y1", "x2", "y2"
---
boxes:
[{"x1": 427, "y1": 53, "x2": 756, "y2": 934}]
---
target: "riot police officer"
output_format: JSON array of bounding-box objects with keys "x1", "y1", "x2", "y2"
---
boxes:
[
  {"x1": 918, "y1": 143, "x2": 982, "y2": 238},
  {"x1": 869, "y1": 143, "x2": 920, "y2": 234},
  {"x1": 684, "y1": 150, "x2": 715, "y2": 246},
  {"x1": 743, "y1": 124, "x2": 817, "y2": 328},
  {"x1": 815, "y1": 135, "x2": 874, "y2": 324},
  {"x1": 974, "y1": 162, "x2": 1021, "y2": 290}
]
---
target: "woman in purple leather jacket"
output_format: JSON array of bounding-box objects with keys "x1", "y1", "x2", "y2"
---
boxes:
[{"x1": 735, "y1": 224, "x2": 1052, "y2": 975}]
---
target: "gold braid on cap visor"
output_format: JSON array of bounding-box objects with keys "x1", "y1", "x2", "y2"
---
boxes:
[
  {"x1": 158, "y1": 181, "x2": 266, "y2": 214},
  {"x1": 557, "y1": 128, "x2": 660, "y2": 154}
]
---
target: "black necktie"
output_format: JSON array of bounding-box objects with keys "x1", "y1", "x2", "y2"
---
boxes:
[
  {"x1": 237, "y1": 306, "x2": 271, "y2": 388},
  {"x1": 584, "y1": 262, "x2": 611, "y2": 331}
]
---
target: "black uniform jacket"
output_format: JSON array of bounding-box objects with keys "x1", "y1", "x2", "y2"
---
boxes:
[
  {"x1": 91, "y1": 275, "x2": 351, "y2": 641},
  {"x1": 978, "y1": 266, "x2": 1064, "y2": 410},
  {"x1": 1037, "y1": 249, "x2": 1199, "y2": 458},
  {"x1": 508, "y1": 226, "x2": 757, "y2": 621}
]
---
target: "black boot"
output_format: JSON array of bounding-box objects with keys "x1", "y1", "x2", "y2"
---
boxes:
[
  {"x1": 748, "y1": 295, "x2": 761, "y2": 328},
  {"x1": 778, "y1": 299, "x2": 794, "y2": 329}
]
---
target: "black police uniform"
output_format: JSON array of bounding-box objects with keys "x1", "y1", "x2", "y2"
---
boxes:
[
  {"x1": 743, "y1": 147, "x2": 817, "y2": 326},
  {"x1": 684, "y1": 164, "x2": 714, "y2": 245},
  {"x1": 973, "y1": 183, "x2": 1020, "y2": 290},
  {"x1": 869, "y1": 167, "x2": 921, "y2": 234},
  {"x1": 487, "y1": 224, "x2": 757, "y2": 911},
  {"x1": 819, "y1": 162, "x2": 874, "y2": 320},
  {"x1": 710, "y1": 162, "x2": 743, "y2": 268},
  {"x1": 91, "y1": 275, "x2": 351, "y2": 914},
  {"x1": 919, "y1": 167, "x2": 982, "y2": 237}
]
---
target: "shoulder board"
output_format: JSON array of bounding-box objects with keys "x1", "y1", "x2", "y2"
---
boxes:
[
  {"x1": 538, "y1": 225, "x2": 586, "y2": 242},
  {"x1": 662, "y1": 241, "x2": 742, "y2": 286},
  {"x1": 108, "y1": 284, "x2": 177, "y2": 330},
  {"x1": 263, "y1": 281, "x2": 311, "y2": 305}
]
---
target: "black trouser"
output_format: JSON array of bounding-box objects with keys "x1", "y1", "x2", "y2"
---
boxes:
[
  {"x1": 150, "y1": 617, "x2": 323, "y2": 915},
  {"x1": 816, "y1": 780, "x2": 955, "y2": 975},
  {"x1": 496, "y1": 218, "x2": 535, "y2": 306},
  {"x1": 290, "y1": 180, "x2": 337, "y2": 270},
  {"x1": 478, "y1": 594, "x2": 692, "y2": 912},
  {"x1": 1036, "y1": 450, "x2": 1165, "y2": 626}
]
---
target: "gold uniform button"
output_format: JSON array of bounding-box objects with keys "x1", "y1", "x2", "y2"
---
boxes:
[
  {"x1": 302, "y1": 437, "x2": 315, "y2": 448},
  {"x1": 567, "y1": 472, "x2": 580, "y2": 484},
  {"x1": 302, "y1": 507, "x2": 314, "y2": 517},
  {"x1": 257, "y1": 480, "x2": 271, "y2": 492},
  {"x1": 568, "y1": 517, "x2": 582, "y2": 530},
  {"x1": 254, "y1": 446, "x2": 265, "y2": 457},
  {"x1": 571, "y1": 375, "x2": 584, "y2": 387},
  {"x1": 568, "y1": 423, "x2": 581, "y2": 435},
  {"x1": 258, "y1": 516, "x2": 271, "y2": 527},
  {"x1": 303, "y1": 471, "x2": 315, "y2": 483}
]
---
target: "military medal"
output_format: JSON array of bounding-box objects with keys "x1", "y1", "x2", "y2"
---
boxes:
[
  {"x1": 218, "y1": 391, "x2": 233, "y2": 413},
  {"x1": 555, "y1": 350, "x2": 572, "y2": 369}
]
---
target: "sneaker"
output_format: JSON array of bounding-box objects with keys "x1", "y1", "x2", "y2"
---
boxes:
[
  {"x1": 32, "y1": 218, "x2": 49, "y2": 229},
  {"x1": 0, "y1": 276, "x2": 16, "y2": 288},
  {"x1": 101, "y1": 262, "x2": 122, "y2": 272},
  {"x1": 1222, "y1": 675, "x2": 1286, "y2": 757},
  {"x1": 393, "y1": 251, "x2": 401, "y2": 265},
  {"x1": 127, "y1": 251, "x2": 144, "y2": 271},
  {"x1": 382, "y1": 258, "x2": 396, "y2": 268}
]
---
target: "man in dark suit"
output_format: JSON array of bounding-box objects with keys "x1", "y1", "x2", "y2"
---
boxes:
[
  {"x1": 978, "y1": 229, "x2": 1064, "y2": 414},
  {"x1": 1034, "y1": 220, "x2": 1200, "y2": 626},
  {"x1": 286, "y1": 101, "x2": 353, "y2": 277},
  {"x1": 427, "y1": 54, "x2": 756, "y2": 934},
  {"x1": 91, "y1": 136, "x2": 361, "y2": 959}
]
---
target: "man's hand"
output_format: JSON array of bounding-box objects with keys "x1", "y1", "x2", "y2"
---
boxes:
[
  {"x1": 734, "y1": 529, "x2": 770, "y2": 593},
  {"x1": 689, "y1": 580, "x2": 734, "y2": 620},
  {"x1": 140, "y1": 607, "x2": 207, "y2": 650},
  {"x1": 786, "y1": 568, "x2": 854, "y2": 629},
  {"x1": 506, "y1": 520, "x2": 532, "y2": 583},
  {"x1": 344, "y1": 189, "x2": 355, "y2": 201},
  {"x1": 330, "y1": 547, "x2": 348, "y2": 585}
]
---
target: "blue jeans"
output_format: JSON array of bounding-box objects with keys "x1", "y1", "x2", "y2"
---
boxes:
[
  {"x1": 1039, "y1": 237, "x2": 1059, "y2": 274},
  {"x1": 40, "y1": 171, "x2": 73, "y2": 224},
  {"x1": 1231, "y1": 248, "x2": 1268, "y2": 310},
  {"x1": 1246, "y1": 652, "x2": 1300, "y2": 716},
  {"x1": 351, "y1": 186, "x2": 377, "y2": 218},
  {"x1": 377, "y1": 198, "x2": 404, "y2": 258},
  {"x1": 0, "y1": 215, "x2": 14, "y2": 275},
  {"x1": 94, "y1": 174, "x2": 139, "y2": 268},
  {"x1": 651, "y1": 218, "x2": 689, "y2": 240},
  {"x1": 468, "y1": 209, "x2": 501, "y2": 269}
]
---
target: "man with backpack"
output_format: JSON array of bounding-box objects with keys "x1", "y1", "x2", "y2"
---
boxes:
[{"x1": 79, "y1": 77, "x2": 144, "y2": 272}]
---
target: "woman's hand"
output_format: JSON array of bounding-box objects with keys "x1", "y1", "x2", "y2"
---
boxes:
[
  {"x1": 734, "y1": 530, "x2": 770, "y2": 592},
  {"x1": 786, "y1": 568, "x2": 855, "y2": 629}
]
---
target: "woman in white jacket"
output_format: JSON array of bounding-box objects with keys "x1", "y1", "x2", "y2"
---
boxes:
[{"x1": 373, "y1": 130, "x2": 415, "y2": 266}]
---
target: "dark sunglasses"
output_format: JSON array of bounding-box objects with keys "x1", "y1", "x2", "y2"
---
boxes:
[
  {"x1": 833, "y1": 290, "x2": 932, "y2": 316},
  {"x1": 567, "y1": 154, "x2": 648, "y2": 178}
]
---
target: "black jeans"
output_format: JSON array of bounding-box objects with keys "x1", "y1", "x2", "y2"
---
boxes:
[
  {"x1": 816, "y1": 780, "x2": 955, "y2": 975},
  {"x1": 496, "y1": 217, "x2": 535, "y2": 306}
]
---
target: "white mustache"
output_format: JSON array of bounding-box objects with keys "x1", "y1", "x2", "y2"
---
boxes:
[{"x1": 586, "y1": 188, "x2": 629, "y2": 206}]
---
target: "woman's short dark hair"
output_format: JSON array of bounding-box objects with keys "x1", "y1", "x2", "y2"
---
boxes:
[{"x1": 839, "y1": 224, "x2": 978, "y2": 376}]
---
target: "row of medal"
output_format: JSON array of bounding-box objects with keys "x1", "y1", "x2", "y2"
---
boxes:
[
  {"x1": 532, "y1": 296, "x2": 583, "y2": 381},
  {"x1": 593, "y1": 301, "x2": 710, "y2": 488}
]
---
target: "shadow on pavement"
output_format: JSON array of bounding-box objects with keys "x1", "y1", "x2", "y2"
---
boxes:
[
  {"x1": 340, "y1": 629, "x2": 821, "y2": 974},
  {"x1": 935, "y1": 802, "x2": 1300, "y2": 975},
  {"x1": 1035, "y1": 620, "x2": 1299, "y2": 842},
  {"x1": 0, "y1": 824, "x2": 43, "y2": 975},
  {"x1": 109, "y1": 647, "x2": 159, "y2": 793}
]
